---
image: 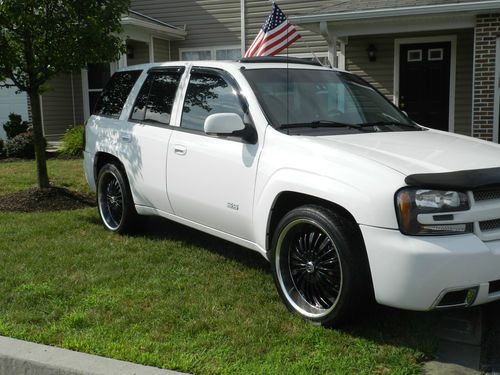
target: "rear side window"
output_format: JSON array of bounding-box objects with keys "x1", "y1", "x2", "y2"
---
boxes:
[
  {"x1": 94, "y1": 70, "x2": 142, "y2": 118},
  {"x1": 130, "y1": 68, "x2": 184, "y2": 125},
  {"x1": 181, "y1": 69, "x2": 244, "y2": 131}
]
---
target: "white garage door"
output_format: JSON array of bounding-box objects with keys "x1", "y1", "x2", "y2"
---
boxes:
[{"x1": 0, "y1": 82, "x2": 29, "y2": 139}]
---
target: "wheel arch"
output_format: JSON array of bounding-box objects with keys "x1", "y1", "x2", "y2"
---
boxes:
[
  {"x1": 94, "y1": 152, "x2": 127, "y2": 185},
  {"x1": 266, "y1": 191, "x2": 360, "y2": 254},
  {"x1": 266, "y1": 190, "x2": 375, "y2": 301}
]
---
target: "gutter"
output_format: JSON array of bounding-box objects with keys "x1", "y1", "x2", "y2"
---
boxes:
[
  {"x1": 121, "y1": 18, "x2": 187, "y2": 40},
  {"x1": 291, "y1": 0, "x2": 500, "y2": 24}
]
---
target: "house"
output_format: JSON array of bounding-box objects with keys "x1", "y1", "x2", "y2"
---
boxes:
[{"x1": 2, "y1": 1, "x2": 500, "y2": 145}]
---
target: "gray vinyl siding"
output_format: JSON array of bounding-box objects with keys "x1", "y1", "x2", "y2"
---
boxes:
[
  {"x1": 130, "y1": 0, "x2": 241, "y2": 53},
  {"x1": 153, "y1": 38, "x2": 171, "y2": 62},
  {"x1": 127, "y1": 40, "x2": 150, "y2": 66},
  {"x1": 245, "y1": 1, "x2": 330, "y2": 55},
  {"x1": 346, "y1": 29, "x2": 474, "y2": 135},
  {"x1": 41, "y1": 72, "x2": 83, "y2": 141}
]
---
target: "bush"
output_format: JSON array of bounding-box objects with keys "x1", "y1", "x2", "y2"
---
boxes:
[
  {"x1": 3, "y1": 129, "x2": 45, "y2": 159},
  {"x1": 3, "y1": 113, "x2": 29, "y2": 139},
  {"x1": 0, "y1": 139, "x2": 4, "y2": 158},
  {"x1": 59, "y1": 125, "x2": 84, "y2": 157}
]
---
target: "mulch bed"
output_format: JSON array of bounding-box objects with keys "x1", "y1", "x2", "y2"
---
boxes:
[{"x1": 0, "y1": 187, "x2": 95, "y2": 212}]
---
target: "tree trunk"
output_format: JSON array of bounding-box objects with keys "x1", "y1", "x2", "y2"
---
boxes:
[{"x1": 28, "y1": 91, "x2": 50, "y2": 189}]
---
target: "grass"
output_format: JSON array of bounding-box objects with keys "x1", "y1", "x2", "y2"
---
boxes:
[
  {"x1": 0, "y1": 159, "x2": 440, "y2": 374},
  {"x1": 0, "y1": 158, "x2": 90, "y2": 195}
]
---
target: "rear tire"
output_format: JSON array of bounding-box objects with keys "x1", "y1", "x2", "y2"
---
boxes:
[
  {"x1": 97, "y1": 163, "x2": 137, "y2": 234},
  {"x1": 270, "y1": 204, "x2": 371, "y2": 327}
]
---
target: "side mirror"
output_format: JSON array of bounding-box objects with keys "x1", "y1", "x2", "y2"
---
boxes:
[{"x1": 204, "y1": 113, "x2": 245, "y2": 135}]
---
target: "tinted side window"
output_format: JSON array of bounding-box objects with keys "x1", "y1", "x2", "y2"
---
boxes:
[
  {"x1": 94, "y1": 70, "x2": 141, "y2": 118},
  {"x1": 181, "y1": 71, "x2": 244, "y2": 131},
  {"x1": 130, "y1": 69, "x2": 184, "y2": 125}
]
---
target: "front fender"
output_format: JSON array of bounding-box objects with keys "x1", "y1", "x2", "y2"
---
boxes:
[{"x1": 253, "y1": 168, "x2": 402, "y2": 251}]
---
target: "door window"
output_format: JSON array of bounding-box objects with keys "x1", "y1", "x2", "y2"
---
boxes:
[
  {"x1": 181, "y1": 70, "x2": 244, "y2": 131},
  {"x1": 130, "y1": 68, "x2": 184, "y2": 125}
]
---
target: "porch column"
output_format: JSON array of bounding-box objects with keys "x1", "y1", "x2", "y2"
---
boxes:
[
  {"x1": 320, "y1": 21, "x2": 337, "y2": 68},
  {"x1": 472, "y1": 13, "x2": 500, "y2": 142}
]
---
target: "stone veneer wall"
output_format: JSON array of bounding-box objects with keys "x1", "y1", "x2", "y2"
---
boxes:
[{"x1": 473, "y1": 14, "x2": 500, "y2": 141}]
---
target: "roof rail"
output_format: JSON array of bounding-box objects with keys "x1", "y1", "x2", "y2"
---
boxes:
[{"x1": 238, "y1": 56, "x2": 322, "y2": 66}]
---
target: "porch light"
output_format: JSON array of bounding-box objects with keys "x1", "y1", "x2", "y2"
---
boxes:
[{"x1": 367, "y1": 44, "x2": 377, "y2": 62}]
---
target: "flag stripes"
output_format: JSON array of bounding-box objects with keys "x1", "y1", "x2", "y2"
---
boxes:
[{"x1": 244, "y1": 3, "x2": 301, "y2": 58}]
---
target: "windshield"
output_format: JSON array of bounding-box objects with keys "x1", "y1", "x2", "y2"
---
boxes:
[{"x1": 242, "y1": 68, "x2": 418, "y2": 133}]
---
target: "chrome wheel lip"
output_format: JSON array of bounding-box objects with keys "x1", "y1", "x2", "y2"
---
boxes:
[
  {"x1": 275, "y1": 218, "x2": 343, "y2": 319},
  {"x1": 98, "y1": 170, "x2": 124, "y2": 231}
]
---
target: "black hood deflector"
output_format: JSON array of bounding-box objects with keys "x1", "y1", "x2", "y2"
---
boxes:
[{"x1": 405, "y1": 167, "x2": 500, "y2": 190}]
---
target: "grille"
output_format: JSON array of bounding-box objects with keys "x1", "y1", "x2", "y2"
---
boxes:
[
  {"x1": 480, "y1": 219, "x2": 500, "y2": 232},
  {"x1": 474, "y1": 189, "x2": 500, "y2": 202}
]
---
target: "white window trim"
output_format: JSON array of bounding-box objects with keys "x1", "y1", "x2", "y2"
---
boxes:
[
  {"x1": 179, "y1": 45, "x2": 242, "y2": 61},
  {"x1": 493, "y1": 37, "x2": 500, "y2": 143},
  {"x1": 407, "y1": 49, "x2": 423, "y2": 62},
  {"x1": 394, "y1": 35, "x2": 457, "y2": 133},
  {"x1": 81, "y1": 63, "x2": 114, "y2": 120},
  {"x1": 428, "y1": 48, "x2": 444, "y2": 61}
]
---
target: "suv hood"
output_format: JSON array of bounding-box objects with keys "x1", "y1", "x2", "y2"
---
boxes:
[{"x1": 312, "y1": 129, "x2": 500, "y2": 176}]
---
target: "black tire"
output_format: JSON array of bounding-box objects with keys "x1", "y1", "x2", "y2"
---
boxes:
[
  {"x1": 96, "y1": 163, "x2": 138, "y2": 234},
  {"x1": 270, "y1": 204, "x2": 372, "y2": 327}
]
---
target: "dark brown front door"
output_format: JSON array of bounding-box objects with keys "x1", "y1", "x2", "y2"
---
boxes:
[{"x1": 399, "y1": 42, "x2": 451, "y2": 131}]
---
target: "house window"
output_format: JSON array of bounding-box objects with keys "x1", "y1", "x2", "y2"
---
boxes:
[
  {"x1": 407, "y1": 50, "x2": 423, "y2": 62},
  {"x1": 87, "y1": 63, "x2": 111, "y2": 113},
  {"x1": 180, "y1": 46, "x2": 241, "y2": 61},
  {"x1": 428, "y1": 48, "x2": 444, "y2": 61}
]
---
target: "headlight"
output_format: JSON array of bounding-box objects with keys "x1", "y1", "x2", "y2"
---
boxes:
[{"x1": 395, "y1": 188, "x2": 472, "y2": 235}]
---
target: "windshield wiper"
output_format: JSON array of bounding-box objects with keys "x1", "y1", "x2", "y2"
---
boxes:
[
  {"x1": 280, "y1": 120, "x2": 364, "y2": 130},
  {"x1": 358, "y1": 121, "x2": 420, "y2": 129}
]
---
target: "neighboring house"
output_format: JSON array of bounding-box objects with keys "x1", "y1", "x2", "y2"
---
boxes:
[{"x1": 5, "y1": 0, "x2": 500, "y2": 144}]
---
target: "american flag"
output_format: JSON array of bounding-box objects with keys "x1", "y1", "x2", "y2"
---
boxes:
[{"x1": 244, "y1": 2, "x2": 301, "y2": 58}]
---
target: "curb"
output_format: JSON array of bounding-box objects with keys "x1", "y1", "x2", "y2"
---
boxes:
[{"x1": 0, "y1": 336, "x2": 187, "y2": 375}]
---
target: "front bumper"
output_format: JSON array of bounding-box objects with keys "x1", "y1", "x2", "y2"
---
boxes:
[{"x1": 360, "y1": 225, "x2": 500, "y2": 311}]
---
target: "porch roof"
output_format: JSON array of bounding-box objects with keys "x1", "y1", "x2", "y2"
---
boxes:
[
  {"x1": 291, "y1": 0, "x2": 500, "y2": 24},
  {"x1": 121, "y1": 9, "x2": 186, "y2": 41}
]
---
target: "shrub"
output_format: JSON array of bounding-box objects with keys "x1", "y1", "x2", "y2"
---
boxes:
[
  {"x1": 4, "y1": 129, "x2": 45, "y2": 159},
  {"x1": 0, "y1": 139, "x2": 4, "y2": 158},
  {"x1": 3, "y1": 113, "x2": 29, "y2": 139},
  {"x1": 59, "y1": 125, "x2": 84, "y2": 157}
]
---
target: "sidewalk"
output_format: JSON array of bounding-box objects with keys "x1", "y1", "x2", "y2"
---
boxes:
[{"x1": 0, "y1": 336, "x2": 187, "y2": 375}]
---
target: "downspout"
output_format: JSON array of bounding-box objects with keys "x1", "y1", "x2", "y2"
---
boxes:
[
  {"x1": 320, "y1": 21, "x2": 337, "y2": 68},
  {"x1": 241, "y1": 0, "x2": 246, "y2": 56}
]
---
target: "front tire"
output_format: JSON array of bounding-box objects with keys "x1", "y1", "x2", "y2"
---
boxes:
[
  {"x1": 97, "y1": 163, "x2": 137, "y2": 234},
  {"x1": 270, "y1": 205, "x2": 371, "y2": 326}
]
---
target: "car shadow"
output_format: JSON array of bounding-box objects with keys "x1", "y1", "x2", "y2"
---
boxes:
[
  {"x1": 130, "y1": 215, "x2": 271, "y2": 272},
  {"x1": 91, "y1": 214, "x2": 442, "y2": 355}
]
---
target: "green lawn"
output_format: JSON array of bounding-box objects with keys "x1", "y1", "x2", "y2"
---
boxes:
[{"x1": 0, "y1": 160, "x2": 439, "y2": 374}]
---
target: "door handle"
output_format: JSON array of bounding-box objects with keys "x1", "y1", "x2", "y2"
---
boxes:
[
  {"x1": 120, "y1": 133, "x2": 132, "y2": 143},
  {"x1": 173, "y1": 144, "x2": 187, "y2": 156}
]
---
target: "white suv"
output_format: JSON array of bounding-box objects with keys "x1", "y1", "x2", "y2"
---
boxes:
[{"x1": 84, "y1": 57, "x2": 500, "y2": 326}]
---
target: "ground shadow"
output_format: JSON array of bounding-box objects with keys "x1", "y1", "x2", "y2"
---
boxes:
[
  {"x1": 130, "y1": 215, "x2": 270, "y2": 272},
  {"x1": 86, "y1": 213, "x2": 444, "y2": 356}
]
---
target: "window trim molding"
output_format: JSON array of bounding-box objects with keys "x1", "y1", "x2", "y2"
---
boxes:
[{"x1": 179, "y1": 45, "x2": 242, "y2": 61}]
